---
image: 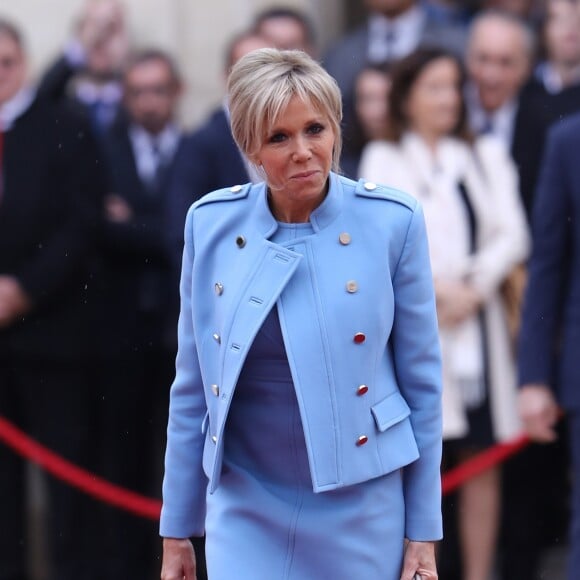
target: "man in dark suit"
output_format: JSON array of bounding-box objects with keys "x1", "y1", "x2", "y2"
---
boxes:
[
  {"x1": 465, "y1": 10, "x2": 533, "y2": 149},
  {"x1": 512, "y1": 0, "x2": 580, "y2": 216},
  {"x1": 518, "y1": 112, "x2": 580, "y2": 580},
  {"x1": 0, "y1": 19, "x2": 104, "y2": 580},
  {"x1": 92, "y1": 48, "x2": 197, "y2": 580},
  {"x1": 166, "y1": 30, "x2": 272, "y2": 251},
  {"x1": 323, "y1": 0, "x2": 466, "y2": 119},
  {"x1": 38, "y1": 0, "x2": 128, "y2": 138}
]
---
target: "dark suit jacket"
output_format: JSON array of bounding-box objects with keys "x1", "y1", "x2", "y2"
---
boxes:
[
  {"x1": 38, "y1": 55, "x2": 122, "y2": 138},
  {"x1": 96, "y1": 118, "x2": 183, "y2": 354},
  {"x1": 323, "y1": 13, "x2": 466, "y2": 117},
  {"x1": 518, "y1": 113, "x2": 580, "y2": 409},
  {"x1": 0, "y1": 96, "x2": 105, "y2": 362},
  {"x1": 166, "y1": 107, "x2": 250, "y2": 263},
  {"x1": 512, "y1": 79, "x2": 580, "y2": 217},
  {"x1": 168, "y1": 107, "x2": 248, "y2": 213}
]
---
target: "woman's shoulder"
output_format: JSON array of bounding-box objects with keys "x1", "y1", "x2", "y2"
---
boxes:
[
  {"x1": 337, "y1": 173, "x2": 418, "y2": 213},
  {"x1": 192, "y1": 181, "x2": 255, "y2": 210},
  {"x1": 360, "y1": 138, "x2": 401, "y2": 159},
  {"x1": 183, "y1": 181, "x2": 258, "y2": 229}
]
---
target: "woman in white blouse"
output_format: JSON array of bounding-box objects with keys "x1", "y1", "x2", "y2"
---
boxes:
[{"x1": 359, "y1": 47, "x2": 529, "y2": 580}]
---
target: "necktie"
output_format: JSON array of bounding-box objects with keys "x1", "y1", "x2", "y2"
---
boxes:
[
  {"x1": 385, "y1": 27, "x2": 397, "y2": 62},
  {"x1": 148, "y1": 141, "x2": 164, "y2": 194},
  {"x1": 480, "y1": 116, "x2": 494, "y2": 135}
]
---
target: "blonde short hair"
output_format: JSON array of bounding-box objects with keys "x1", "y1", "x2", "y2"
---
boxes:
[{"x1": 227, "y1": 48, "x2": 342, "y2": 172}]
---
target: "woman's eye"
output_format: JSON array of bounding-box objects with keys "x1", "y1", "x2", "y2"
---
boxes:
[
  {"x1": 269, "y1": 132, "x2": 287, "y2": 143},
  {"x1": 308, "y1": 123, "x2": 325, "y2": 135}
]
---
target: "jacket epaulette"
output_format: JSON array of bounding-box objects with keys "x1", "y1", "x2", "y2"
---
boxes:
[
  {"x1": 353, "y1": 178, "x2": 417, "y2": 211},
  {"x1": 193, "y1": 182, "x2": 252, "y2": 209}
]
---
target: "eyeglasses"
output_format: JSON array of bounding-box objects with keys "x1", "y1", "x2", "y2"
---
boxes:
[{"x1": 125, "y1": 85, "x2": 175, "y2": 99}]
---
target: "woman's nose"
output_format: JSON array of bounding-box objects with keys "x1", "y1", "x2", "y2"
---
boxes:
[{"x1": 292, "y1": 137, "x2": 312, "y2": 161}]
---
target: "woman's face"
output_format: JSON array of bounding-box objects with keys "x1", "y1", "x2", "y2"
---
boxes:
[
  {"x1": 405, "y1": 57, "x2": 462, "y2": 140},
  {"x1": 544, "y1": 0, "x2": 580, "y2": 67},
  {"x1": 252, "y1": 95, "x2": 335, "y2": 214},
  {"x1": 355, "y1": 69, "x2": 391, "y2": 140}
]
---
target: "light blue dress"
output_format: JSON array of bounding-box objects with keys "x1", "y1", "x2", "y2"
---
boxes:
[{"x1": 205, "y1": 222, "x2": 406, "y2": 580}]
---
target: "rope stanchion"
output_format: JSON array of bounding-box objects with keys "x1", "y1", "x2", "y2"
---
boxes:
[
  {"x1": 0, "y1": 413, "x2": 536, "y2": 518},
  {"x1": 0, "y1": 416, "x2": 161, "y2": 520},
  {"x1": 441, "y1": 434, "x2": 530, "y2": 495}
]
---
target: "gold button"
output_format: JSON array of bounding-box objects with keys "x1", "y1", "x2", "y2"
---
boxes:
[
  {"x1": 356, "y1": 435, "x2": 369, "y2": 446},
  {"x1": 211, "y1": 435, "x2": 217, "y2": 443},
  {"x1": 339, "y1": 232, "x2": 351, "y2": 245},
  {"x1": 211, "y1": 384, "x2": 219, "y2": 396},
  {"x1": 353, "y1": 332, "x2": 366, "y2": 344},
  {"x1": 364, "y1": 182, "x2": 377, "y2": 191},
  {"x1": 356, "y1": 384, "x2": 369, "y2": 396},
  {"x1": 214, "y1": 282, "x2": 224, "y2": 296},
  {"x1": 346, "y1": 280, "x2": 358, "y2": 293},
  {"x1": 212, "y1": 333, "x2": 221, "y2": 344},
  {"x1": 230, "y1": 184, "x2": 242, "y2": 193},
  {"x1": 236, "y1": 235, "x2": 246, "y2": 248}
]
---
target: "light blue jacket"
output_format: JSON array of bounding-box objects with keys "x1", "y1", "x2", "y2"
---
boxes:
[{"x1": 160, "y1": 173, "x2": 443, "y2": 541}]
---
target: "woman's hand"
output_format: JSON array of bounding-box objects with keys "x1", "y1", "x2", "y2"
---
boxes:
[
  {"x1": 435, "y1": 279, "x2": 482, "y2": 327},
  {"x1": 160, "y1": 538, "x2": 196, "y2": 580},
  {"x1": 399, "y1": 539, "x2": 438, "y2": 580}
]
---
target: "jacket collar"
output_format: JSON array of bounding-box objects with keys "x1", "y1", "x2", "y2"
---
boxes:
[{"x1": 252, "y1": 171, "x2": 344, "y2": 238}]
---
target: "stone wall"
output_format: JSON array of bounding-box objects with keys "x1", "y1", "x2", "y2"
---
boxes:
[{"x1": 1, "y1": 0, "x2": 344, "y2": 128}]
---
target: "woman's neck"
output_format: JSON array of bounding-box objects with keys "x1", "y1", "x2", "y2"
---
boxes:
[
  {"x1": 412, "y1": 127, "x2": 444, "y2": 155},
  {"x1": 267, "y1": 182, "x2": 329, "y2": 224}
]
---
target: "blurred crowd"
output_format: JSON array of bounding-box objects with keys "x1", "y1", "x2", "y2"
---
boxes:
[{"x1": 1, "y1": 0, "x2": 579, "y2": 579}]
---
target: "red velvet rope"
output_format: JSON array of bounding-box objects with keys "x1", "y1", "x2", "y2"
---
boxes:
[
  {"x1": 0, "y1": 414, "x2": 532, "y2": 519},
  {"x1": 441, "y1": 434, "x2": 530, "y2": 494},
  {"x1": 0, "y1": 416, "x2": 161, "y2": 520}
]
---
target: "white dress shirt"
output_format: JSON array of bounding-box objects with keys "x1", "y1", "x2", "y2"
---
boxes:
[
  {"x1": 129, "y1": 123, "x2": 181, "y2": 188},
  {"x1": 466, "y1": 82, "x2": 518, "y2": 149},
  {"x1": 367, "y1": 6, "x2": 426, "y2": 63},
  {"x1": 0, "y1": 86, "x2": 35, "y2": 131}
]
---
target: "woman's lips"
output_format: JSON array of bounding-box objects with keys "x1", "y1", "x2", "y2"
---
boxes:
[{"x1": 291, "y1": 170, "x2": 318, "y2": 179}]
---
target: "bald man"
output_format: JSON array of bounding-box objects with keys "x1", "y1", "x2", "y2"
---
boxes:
[{"x1": 465, "y1": 10, "x2": 533, "y2": 147}]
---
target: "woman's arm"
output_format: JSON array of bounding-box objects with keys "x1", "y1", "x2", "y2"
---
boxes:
[
  {"x1": 391, "y1": 202, "x2": 443, "y2": 542},
  {"x1": 160, "y1": 207, "x2": 208, "y2": 539}
]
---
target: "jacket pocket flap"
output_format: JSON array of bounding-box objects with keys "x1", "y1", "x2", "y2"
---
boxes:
[{"x1": 371, "y1": 391, "x2": 411, "y2": 432}]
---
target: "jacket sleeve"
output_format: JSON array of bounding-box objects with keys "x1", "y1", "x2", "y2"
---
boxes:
[
  {"x1": 518, "y1": 125, "x2": 572, "y2": 388},
  {"x1": 391, "y1": 202, "x2": 443, "y2": 541},
  {"x1": 160, "y1": 206, "x2": 208, "y2": 538}
]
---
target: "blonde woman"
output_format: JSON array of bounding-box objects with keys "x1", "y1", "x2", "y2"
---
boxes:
[{"x1": 160, "y1": 48, "x2": 443, "y2": 580}]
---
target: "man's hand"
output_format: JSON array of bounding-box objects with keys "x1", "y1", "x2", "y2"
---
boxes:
[
  {"x1": 105, "y1": 193, "x2": 133, "y2": 223},
  {"x1": 519, "y1": 384, "x2": 559, "y2": 443},
  {"x1": 0, "y1": 276, "x2": 32, "y2": 328}
]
